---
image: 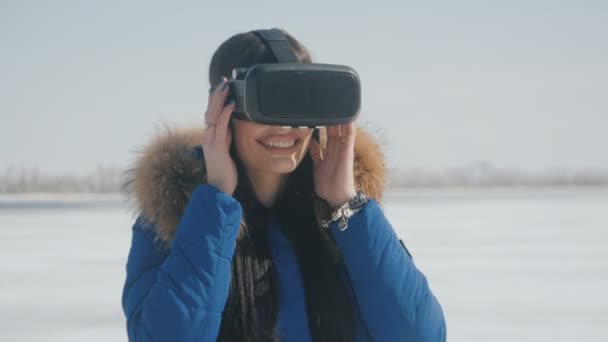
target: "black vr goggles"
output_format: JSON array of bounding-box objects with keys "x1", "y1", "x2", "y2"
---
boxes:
[{"x1": 222, "y1": 29, "x2": 361, "y2": 127}]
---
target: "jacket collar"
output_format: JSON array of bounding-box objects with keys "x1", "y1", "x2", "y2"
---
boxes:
[{"x1": 123, "y1": 125, "x2": 387, "y2": 244}]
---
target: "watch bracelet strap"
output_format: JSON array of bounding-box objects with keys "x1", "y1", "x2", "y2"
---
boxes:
[{"x1": 321, "y1": 191, "x2": 368, "y2": 231}]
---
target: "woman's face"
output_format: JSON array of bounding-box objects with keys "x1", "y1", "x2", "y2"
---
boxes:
[{"x1": 231, "y1": 118, "x2": 314, "y2": 174}]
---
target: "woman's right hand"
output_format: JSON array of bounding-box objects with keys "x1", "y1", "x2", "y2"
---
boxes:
[{"x1": 202, "y1": 77, "x2": 238, "y2": 196}]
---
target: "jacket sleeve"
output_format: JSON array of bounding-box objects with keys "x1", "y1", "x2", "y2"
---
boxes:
[
  {"x1": 329, "y1": 199, "x2": 446, "y2": 341},
  {"x1": 121, "y1": 184, "x2": 242, "y2": 342}
]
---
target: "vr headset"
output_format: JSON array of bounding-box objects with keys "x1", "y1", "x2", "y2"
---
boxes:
[{"x1": 223, "y1": 29, "x2": 361, "y2": 127}]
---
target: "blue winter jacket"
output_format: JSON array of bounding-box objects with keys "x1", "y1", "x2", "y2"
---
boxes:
[{"x1": 121, "y1": 126, "x2": 446, "y2": 341}]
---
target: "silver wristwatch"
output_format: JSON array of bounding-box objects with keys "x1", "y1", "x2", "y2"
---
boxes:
[{"x1": 321, "y1": 191, "x2": 369, "y2": 231}]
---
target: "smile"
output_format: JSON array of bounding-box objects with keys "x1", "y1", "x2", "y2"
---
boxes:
[
  {"x1": 258, "y1": 136, "x2": 300, "y2": 155},
  {"x1": 262, "y1": 140, "x2": 296, "y2": 148}
]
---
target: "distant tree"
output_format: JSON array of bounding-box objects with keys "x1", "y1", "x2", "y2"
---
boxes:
[{"x1": 0, "y1": 164, "x2": 125, "y2": 193}]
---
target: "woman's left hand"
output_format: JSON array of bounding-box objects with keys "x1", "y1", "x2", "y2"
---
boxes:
[{"x1": 308, "y1": 122, "x2": 357, "y2": 208}]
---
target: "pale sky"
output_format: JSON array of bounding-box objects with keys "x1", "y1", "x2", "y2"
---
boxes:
[{"x1": 2, "y1": 0, "x2": 607, "y2": 175}]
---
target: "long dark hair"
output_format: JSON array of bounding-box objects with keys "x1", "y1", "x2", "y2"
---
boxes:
[{"x1": 209, "y1": 29, "x2": 356, "y2": 341}]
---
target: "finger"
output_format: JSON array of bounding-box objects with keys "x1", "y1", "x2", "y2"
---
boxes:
[
  {"x1": 343, "y1": 122, "x2": 356, "y2": 145},
  {"x1": 325, "y1": 125, "x2": 340, "y2": 157},
  {"x1": 205, "y1": 83, "x2": 219, "y2": 124},
  {"x1": 340, "y1": 122, "x2": 356, "y2": 163},
  {"x1": 325, "y1": 125, "x2": 344, "y2": 160},
  {"x1": 206, "y1": 77, "x2": 223, "y2": 122},
  {"x1": 308, "y1": 137, "x2": 323, "y2": 165},
  {"x1": 203, "y1": 122, "x2": 216, "y2": 145},
  {"x1": 207, "y1": 77, "x2": 229, "y2": 124},
  {"x1": 214, "y1": 100, "x2": 235, "y2": 144},
  {"x1": 326, "y1": 125, "x2": 340, "y2": 138},
  {"x1": 208, "y1": 77, "x2": 225, "y2": 101}
]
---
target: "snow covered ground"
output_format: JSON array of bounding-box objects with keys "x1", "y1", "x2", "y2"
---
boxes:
[{"x1": 1, "y1": 187, "x2": 607, "y2": 341}]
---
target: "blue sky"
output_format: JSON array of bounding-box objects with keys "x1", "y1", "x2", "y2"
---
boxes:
[{"x1": 1, "y1": 0, "x2": 607, "y2": 174}]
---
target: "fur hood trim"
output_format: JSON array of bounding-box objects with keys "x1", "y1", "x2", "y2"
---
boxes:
[{"x1": 123, "y1": 125, "x2": 386, "y2": 244}]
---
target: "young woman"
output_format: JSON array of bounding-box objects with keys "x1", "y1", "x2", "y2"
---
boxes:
[{"x1": 122, "y1": 29, "x2": 446, "y2": 341}]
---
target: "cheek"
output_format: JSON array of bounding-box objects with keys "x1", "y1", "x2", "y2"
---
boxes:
[{"x1": 233, "y1": 130, "x2": 260, "y2": 163}]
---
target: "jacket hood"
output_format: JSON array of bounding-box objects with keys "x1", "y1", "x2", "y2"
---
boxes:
[{"x1": 123, "y1": 124, "x2": 387, "y2": 244}]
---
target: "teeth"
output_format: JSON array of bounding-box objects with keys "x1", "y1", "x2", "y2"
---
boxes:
[{"x1": 264, "y1": 140, "x2": 296, "y2": 148}]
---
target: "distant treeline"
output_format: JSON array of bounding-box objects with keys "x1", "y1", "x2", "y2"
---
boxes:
[
  {"x1": 0, "y1": 165, "x2": 124, "y2": 193},
  {"x1": 387, "y1": 161, "x2": 608, "y2": 188},
  {"x1": 1, "y1": 161, "x2": 607, "y2": 193}
]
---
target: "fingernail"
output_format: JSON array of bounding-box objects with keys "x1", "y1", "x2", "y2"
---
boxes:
[
  {"x1": 208, "y1": 86, "x2": 215, "y2": 95},
  {"x1": 222, "y1": 81, "x2": 229, "y2": 91}
]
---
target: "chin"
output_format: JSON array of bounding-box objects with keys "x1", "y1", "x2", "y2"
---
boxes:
[{"x1": 258, "y1": 158, "x2": 300, "y2": 174}]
